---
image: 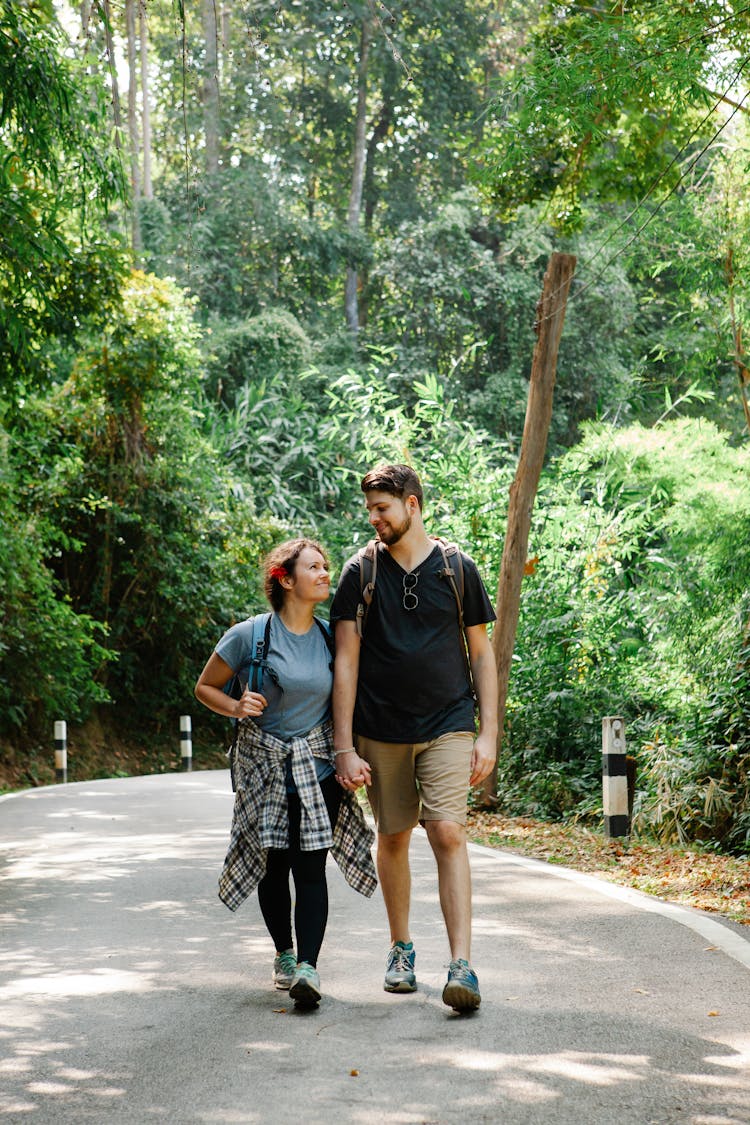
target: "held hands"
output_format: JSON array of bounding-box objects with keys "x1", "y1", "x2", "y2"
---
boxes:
[
  {"x1": 334, "y1": 750, "x2": 372, "y2": 791},
  {"x1": 469, "y1": 730, "x2": 497, "y2": 788},
  {"x1": 234, "y1": 688, "x2": 268, "y2": 720}
]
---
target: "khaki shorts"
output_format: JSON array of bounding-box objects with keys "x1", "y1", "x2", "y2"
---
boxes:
[{"x1": 356, "y1": 731, "x2": 474, "y2": 835}]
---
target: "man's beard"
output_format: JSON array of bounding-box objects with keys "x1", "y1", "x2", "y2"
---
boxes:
[{"x1": 377, "y1": 513, "x2": 411, "y2": 545}]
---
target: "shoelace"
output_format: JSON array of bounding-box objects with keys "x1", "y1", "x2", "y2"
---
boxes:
[
  {"x1": 277, "y1": 951, "x2": 296, "y2": 973},
  {"x1": 389, "y1": 947, "x2": 413, "y2": 972},
  {"x1": 449, "y1": 961, "x2": 475, "y2": 984}
]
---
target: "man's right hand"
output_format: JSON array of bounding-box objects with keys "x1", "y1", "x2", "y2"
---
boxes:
[{"x1": 334, "y1": 750, "x2": 372, "y2": 791}]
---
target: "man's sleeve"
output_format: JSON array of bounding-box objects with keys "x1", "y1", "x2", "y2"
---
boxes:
[
  {"x1": 330, "y1": 557, "x2": 361, "y2": 623},
  {"x1": 461, "y1": 554, "x2": 496, "y2": 628}
]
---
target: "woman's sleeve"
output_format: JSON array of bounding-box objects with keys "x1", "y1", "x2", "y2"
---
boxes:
[{"x1": 214, "y1": 619, "x2": 252, "y2": 674}]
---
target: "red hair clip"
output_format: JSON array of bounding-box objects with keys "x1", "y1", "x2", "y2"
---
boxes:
[{"x1": 269, "y1": 565, "x2": 288, "y2": 580}]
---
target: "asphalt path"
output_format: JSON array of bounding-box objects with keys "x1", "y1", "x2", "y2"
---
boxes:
[{"x1": 1, "y1": 771, "x2": 749, "y2": 1125}]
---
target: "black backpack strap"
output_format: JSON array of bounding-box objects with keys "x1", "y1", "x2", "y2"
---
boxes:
[
  {"x1": 227, "y1": 612, "x2": 273, "y2": 793},
  {"x1": 248, "y1": 613, "x2": 272, "y2": 693},
  {"x1": 433, "y1": 537, "x2": 472, "y2": 688},
  {"x1": 433, "y1": 537, "x2": 465, "y2": 627},
  {"x1": 356, "y1": 539, "x2": 379, "y2": 639}
]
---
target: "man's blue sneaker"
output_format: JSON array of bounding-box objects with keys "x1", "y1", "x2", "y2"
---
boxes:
[
  {"x1": 384, "y1": 940, "x2": 417, "y2": 993},
  {"x1": 442, "y1": 959, "x2": 481, "y2": 1012},
  {"x1": 272, "y1": 948, "x2": 297, "y2": 990},
  {"x1": 289, "y1": 961, "x2": 321, "y2": 1007}
]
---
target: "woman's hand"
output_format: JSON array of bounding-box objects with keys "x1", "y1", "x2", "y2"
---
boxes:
[
  {"x1": 234, "y1": 688, "x2": 268, "y2": 719},
  {"x1": 334, "y1": 750, "x2": 372, "y2": 791}
]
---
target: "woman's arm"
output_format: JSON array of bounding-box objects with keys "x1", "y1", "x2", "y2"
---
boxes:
[{"x1": 195, "y1": 653, "x2": 267, "y2": 720}]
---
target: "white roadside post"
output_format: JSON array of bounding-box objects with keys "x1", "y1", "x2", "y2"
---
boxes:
[
  {"x1": 54, "y1": 720, "x2": 68, "y2": 783},
  {"x1": 602, "y1": 716, "x2": 629, "y2": 838},
  {"x1": 180, "y1": 715, "x2": 193, "y2": 771}
]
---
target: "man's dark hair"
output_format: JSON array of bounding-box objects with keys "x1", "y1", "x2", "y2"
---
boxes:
[{"x1": 360, "y1": 463, "x2": 423, "y2": 509}]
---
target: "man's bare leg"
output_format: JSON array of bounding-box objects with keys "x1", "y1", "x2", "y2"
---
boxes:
[
  {"x1": 377, "y1": 828, "x2": 418, "y2": 992},
  {"x1": 376, "y1": 828, "x2": 413, "y2": 943},
  {"x1": 424, "y1": 820, "x2": 472, "y2": 962}
]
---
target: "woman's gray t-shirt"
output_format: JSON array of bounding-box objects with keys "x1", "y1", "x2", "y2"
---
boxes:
[
  {"x1": 215, "y1": 614, "x2": 332, "y2": 739},
  {"x1": 216, "y1": 613, "x2": 334, "y2": 790}
]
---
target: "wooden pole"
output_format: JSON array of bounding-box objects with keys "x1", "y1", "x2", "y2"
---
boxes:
[{"x1": 477, "y1": 252, "x2": 577, "y2": 806}]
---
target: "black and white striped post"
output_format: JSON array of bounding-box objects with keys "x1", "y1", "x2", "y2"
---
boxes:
[
  {"x1": 54, "y1": 720, "x2": 68, "y2": 784},
  {"x1": 180, "y1": 715, "x2": 193, "y2": 771},
  {"x1": 602, "y1": 716, "x2": 629, "y2": 838}
]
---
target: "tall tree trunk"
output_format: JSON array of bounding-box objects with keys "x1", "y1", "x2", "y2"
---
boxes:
[
  {"x1": 125, "y1": 0, "x2": 142, "y2": 251},
  {"x1": 99, "y1": 0, "x2": 122, "y2": 151},
  {"x1": 140, "y1": 1, "x2": 153, "y2": 200},
  {"x1": 80, "y1": 1, "x2": 94, "y2": 39},
  {"x1": 726, "y1": 244, "x2": 750, "y2": 433},
  {"x1": 220, "y1": 6, "x2": 230, "y2": 76},
  {"x1": 477, "y1": 252, "x2": 577, "y2": 807},
  {"x1": 203, "y1": 0, "x2": 220, "y2": 177},
  {"x1": 358, "y1": 95, "x2": 393, "y2": 327},
  {"x1": 344, "y1": 20, "x2": 372, "y2": 335}
]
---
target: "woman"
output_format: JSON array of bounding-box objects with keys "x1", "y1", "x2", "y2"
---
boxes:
[{"x1": 195, "y1": 538, "x2": 376, "y2": 1009}]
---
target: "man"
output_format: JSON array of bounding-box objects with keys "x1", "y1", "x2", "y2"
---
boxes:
[{"x1": 330, "y1": 464, "x2": 498, "y2": 1012}]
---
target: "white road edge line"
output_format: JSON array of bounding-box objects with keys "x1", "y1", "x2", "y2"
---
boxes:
[{"x1": 469, "y1": 841, "x2": 750, "y2": 973}]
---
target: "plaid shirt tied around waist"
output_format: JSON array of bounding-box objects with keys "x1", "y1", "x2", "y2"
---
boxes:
[{"x1": 218, "y1": 718, "x2": 376, "y2": 911}]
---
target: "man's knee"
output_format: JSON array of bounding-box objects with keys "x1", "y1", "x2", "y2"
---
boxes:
[
  {"x1": 377, "y1": 828, "x2": 412, "y2": 857},
  {"x1": 425, "y1": 819, "x2": 466, "y2": 855}
]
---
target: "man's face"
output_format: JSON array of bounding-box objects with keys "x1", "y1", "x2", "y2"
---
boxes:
[{"x1": 365, "y1": 490, "x2": 413, "y2": 546}]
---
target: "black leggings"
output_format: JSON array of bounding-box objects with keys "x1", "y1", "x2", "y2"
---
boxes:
[{"x1": 257, "y1": 773, "x2": 342, "y2": 968}]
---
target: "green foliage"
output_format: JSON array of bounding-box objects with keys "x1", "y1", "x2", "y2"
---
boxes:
[
  {"x1": 477, "y1": 0, "x2": 746, "y2": 229},
  {"x1": 0, "y1": 427, "x2": 111, "y2": 734},
  {"x1": 218, "y1": 353, "x2": 514, "y2": 570},
  {"x1": 147, "y1": 166, "x2": 354, "y2": 323},
  {"x1": 1, "y1": 0, "x2": 749, "y2": 866},
  {"x1": 10, "y1": 270, "x2": 282, "y2": 718},
  {"x1": 202, "y1": 310, "x2": 313, "y2": 407},
  {"x1": 498, "y1": 418, "x2": 750, "y2": 853},
  {"x1": 368, "y1": 196, "x2": 639, "y2": 446},
  {"x1": 0, "y1": 0, "x2": 126, "y2": 392}
]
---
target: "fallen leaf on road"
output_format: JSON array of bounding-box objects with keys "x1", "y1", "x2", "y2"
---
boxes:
[
  {"x1": 708, "y1": 1011, "x2": 719, "y2": 1017},
  {"x1": 272, "y1": 1008, "x2": 287, "y2": 1014},
  {"x1": 350, "y1": 1070, "x2": 359, "y2": 1077}
]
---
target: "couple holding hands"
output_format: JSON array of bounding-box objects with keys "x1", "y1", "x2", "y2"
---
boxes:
[{"x1": 195, "y1": 463, "x2": 498, "y2": 1014}]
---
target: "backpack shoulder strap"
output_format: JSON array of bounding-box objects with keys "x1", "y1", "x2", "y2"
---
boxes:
[
  {"x1": 227, "y1": 611, "x2": 271, "y2": 792},
  {"x1": 432, "y1": 537, "x2": 465, "y2": 624},
  {"x1": 248, "y1": 612, "x2": 272, "y2": 693},
  {"x1": 356, "y1": 539, "x2": 380, "y2": 639},
  {"x1": 432, "y1": 537, "x2": 472, "y2": 688}
]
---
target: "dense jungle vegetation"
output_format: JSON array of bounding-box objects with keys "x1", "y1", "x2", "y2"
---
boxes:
[{"x1": 1, "y1": 0, "x2": 749, "y2": 856}]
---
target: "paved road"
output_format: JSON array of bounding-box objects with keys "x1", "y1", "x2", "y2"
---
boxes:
[{"x1": 1, "y1": 771, "x2": 749, "y2": 1125}]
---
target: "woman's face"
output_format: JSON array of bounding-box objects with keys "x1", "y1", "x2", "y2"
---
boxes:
[{"x1": 288, "y1": 547, "x2": 330, "y2": 604}]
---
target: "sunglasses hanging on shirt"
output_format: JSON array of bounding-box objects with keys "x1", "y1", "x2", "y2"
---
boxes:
[{"x1": 402, "y1": 571, "x2": 419, "y2": 611}]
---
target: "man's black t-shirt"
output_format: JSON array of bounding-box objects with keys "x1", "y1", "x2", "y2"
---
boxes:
[{"x1": 330, "y1": 543, "x2": 496, "y2": 743}]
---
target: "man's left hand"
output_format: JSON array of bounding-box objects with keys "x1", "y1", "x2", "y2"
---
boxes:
[{"x1": 469, "y1": 731, "x2": 497, "y2": 787}]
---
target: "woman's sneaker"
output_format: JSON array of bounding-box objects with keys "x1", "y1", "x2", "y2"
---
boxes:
[
  {"x1": 289, "y1": 962, "x2": 321, "y2": 1008},
  {"x1": 272, "y1": 949, "x2": 297, "y2": 990},
  {"x1": 384, "y1": 941, "x2": 417, "y2": 993},
  {"x1": 442, "y1": 959, "x2": 481, "y2": 1012}
]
